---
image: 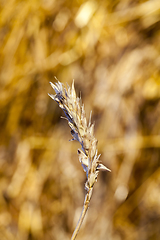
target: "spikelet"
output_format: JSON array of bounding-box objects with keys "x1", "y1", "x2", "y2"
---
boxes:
[{"x1": 48, "y1": 79, "x2": 111, "y2": 190}]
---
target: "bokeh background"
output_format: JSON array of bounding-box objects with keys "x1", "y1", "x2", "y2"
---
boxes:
[{"x1": 0, "y1": 0, "x2": 160, "y2": 240}]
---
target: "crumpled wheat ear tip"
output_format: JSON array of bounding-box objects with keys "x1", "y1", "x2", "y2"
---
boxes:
[
  {"x1": 49, "y1": 81, "x2": 55, "y2": 89},
  {"x1": 48, "y1": 93, "x2": 54, "y2": 100}
]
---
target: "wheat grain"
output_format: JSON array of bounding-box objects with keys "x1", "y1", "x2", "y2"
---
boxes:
[{"x1": 48, "y1": 78, "x2": 111, "y2": 240}]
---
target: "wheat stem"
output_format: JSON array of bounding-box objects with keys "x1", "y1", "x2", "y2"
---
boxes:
[{"x1": 71, "y1": 188, "x2": 93, "y2": 240}]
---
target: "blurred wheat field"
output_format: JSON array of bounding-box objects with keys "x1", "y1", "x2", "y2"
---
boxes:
[{"x1": 0, "y1": 0, "x2": 160, "y2": 240}]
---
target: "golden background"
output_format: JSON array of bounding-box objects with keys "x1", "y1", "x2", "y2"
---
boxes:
[{"x1": 0, "y1": 0, "x2": 160, "y2": 239}]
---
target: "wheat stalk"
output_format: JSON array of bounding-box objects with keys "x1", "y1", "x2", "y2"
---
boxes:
[{"x1": 48, "y1": 78, "x2": 111, "y2": 240}]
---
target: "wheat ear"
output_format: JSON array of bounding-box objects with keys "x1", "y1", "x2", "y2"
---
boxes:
[{"x1": 48, "y1": 79, "x2": 111, "y2": 240}]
